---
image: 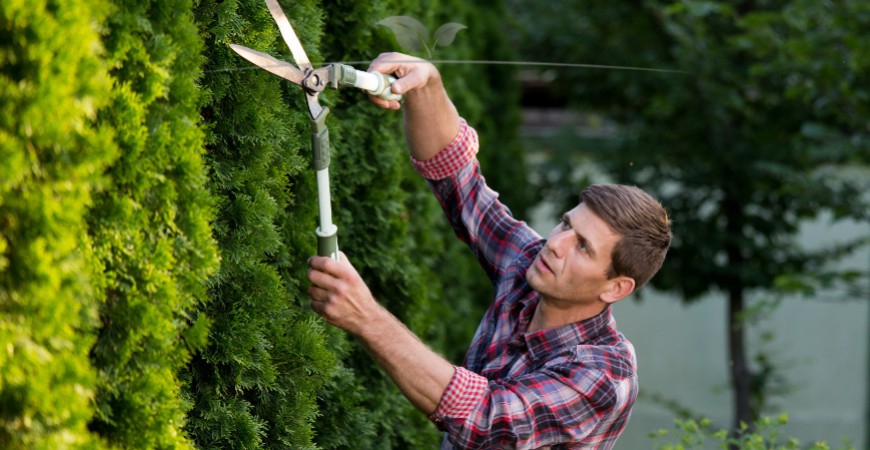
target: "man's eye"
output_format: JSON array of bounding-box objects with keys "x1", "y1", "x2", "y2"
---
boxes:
[
  {"x1": 560, "y1": 218, "x2": 570, "y2": 230},
  {"x1": 578, "y1": 241, "x2": 588, "y2": 252}
]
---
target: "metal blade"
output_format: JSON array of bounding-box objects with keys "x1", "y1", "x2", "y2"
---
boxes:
[
  {"x1": 265, "y1": 0, "x2": 312, "y2": 72},
  {"x1": 229, "y1": 44, "x2": 306, "y2": 85}
]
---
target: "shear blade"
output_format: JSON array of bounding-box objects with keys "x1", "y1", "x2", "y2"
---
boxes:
[
  {"x1": 265, "y1": 0, "x2": 312, "y2": 72},
  {"x1": 229, "y1": 44, "x2": 306, "y2": 85}
]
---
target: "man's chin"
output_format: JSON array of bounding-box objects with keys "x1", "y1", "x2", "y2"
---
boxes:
[{"x1": 525, "y1": 268, "x2": 545, "y2": 294}]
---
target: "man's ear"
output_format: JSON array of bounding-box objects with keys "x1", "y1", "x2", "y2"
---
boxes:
[{"x1": 600, "y1": 276, "x2": 636, "y2": 304}]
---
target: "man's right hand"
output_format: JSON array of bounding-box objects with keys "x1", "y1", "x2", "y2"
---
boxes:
[
  {"x1": 366, "y1": 52, "x2": 461, "y2": 161},
  {"x1": 366, "y1": 52, "x2": 438, "y2": 110}
]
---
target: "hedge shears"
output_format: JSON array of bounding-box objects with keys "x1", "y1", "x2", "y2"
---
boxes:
[{"x1": 230, "y1": 0, "x2": 401, "y2": 260}]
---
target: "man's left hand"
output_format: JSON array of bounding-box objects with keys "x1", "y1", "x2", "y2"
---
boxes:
[{"x1": 307, "y1": 252, "x2": 385, "y2": 335}]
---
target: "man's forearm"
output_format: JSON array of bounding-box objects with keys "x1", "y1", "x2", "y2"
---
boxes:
[
  {"x1": 401, "y1": 70, "x2": 461, "y2": 162},
  {"x1": 307, "y1": 236, "x2": 455, "y2": 416},
  {"x1": 366, "y1": 52, "x2": 461, "y2": 161},
  {"x1": 356, "y1": 309, "x2": 455, "y2": 415}
]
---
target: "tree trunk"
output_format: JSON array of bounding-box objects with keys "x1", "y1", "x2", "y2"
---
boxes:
[
  {"x1": 728, "y1": 287, "x2": 752, "y2": 434},
  {"x1": 724, "y1": 193, "x2": 752, "y2": 436}
]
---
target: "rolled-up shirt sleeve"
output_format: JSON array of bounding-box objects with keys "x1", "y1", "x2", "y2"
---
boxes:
[
  {"x1": 411, "y1": 119, "x2": 478, "y2": 180},
  {"x1": 429, "y1": 366, "x2": 490, "y2": 425}
]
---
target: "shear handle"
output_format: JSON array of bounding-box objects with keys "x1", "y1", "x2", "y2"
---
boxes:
[{"x1": 328, "y1": 64, "x2": 402, "y2": 102}]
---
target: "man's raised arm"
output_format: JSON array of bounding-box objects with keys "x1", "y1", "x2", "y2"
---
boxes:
[{"x1": 367, "y1": 53, "x2": 460, "y2": 161}]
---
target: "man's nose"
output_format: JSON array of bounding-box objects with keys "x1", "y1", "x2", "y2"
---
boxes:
[{"x1": 546, "y1": 229, "x2": 573, "y2": 257}]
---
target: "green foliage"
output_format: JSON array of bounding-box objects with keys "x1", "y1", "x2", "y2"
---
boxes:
[
  {"x1": 0, "y1": 0, "x2": 115, "y2": 447},
  {"x1": 313, "y1": 0, "x2": 528, "y2": 447},
  {"x1": 650, "y1": 414, "x2": 856, "y2": 450},
  {"x1": 187, "y1": 0, "x2": 334, "y2": 447},
  {"x1": 189, "y1": 0, "x2": 528, "y2": 448},
  {"x1": 1, "y1": 0, "x2": 525, "y2": 447},
  {"x1": 85, "y1": 0, "x2": 219, "y2": 447}
]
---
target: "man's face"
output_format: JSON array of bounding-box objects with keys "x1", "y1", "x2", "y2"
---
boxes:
[{"x1": 526, "y1": 203, "x2": 623, "y2": 306}]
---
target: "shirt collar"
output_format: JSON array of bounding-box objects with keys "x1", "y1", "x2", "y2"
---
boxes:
[{"x1": 510, "y1": 298, "x2": 614, "y2": 362}]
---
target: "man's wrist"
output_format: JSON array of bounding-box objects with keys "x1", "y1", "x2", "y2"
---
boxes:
[
  {"x1": 352, "y1": 304, "x2": 398, "y2": 343},
  {"x1": 402, "y1": 68, "x2": 442, "y2": 107}
]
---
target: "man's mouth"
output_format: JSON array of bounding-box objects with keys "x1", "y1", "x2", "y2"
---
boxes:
[{"x1": 536, "y1": 255, "x2": 554, "y2": 275}]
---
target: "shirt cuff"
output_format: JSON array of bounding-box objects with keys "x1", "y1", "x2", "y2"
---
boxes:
[
  {"x1": 429, "y1": 366, "x2": 489, "y2": 424},
  {"x1": 411, "y1": 119, "x2": 479, "y2": 180}
]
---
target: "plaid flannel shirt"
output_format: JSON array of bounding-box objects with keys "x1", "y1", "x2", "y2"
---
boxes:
[{"x1": 412, "y1": 119, "x2": 638, "y2": 450}]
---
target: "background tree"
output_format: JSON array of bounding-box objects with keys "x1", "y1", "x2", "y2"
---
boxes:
[
  {"x1": 0, "y1": 0, "x2": 114, "y2": 447},
  {"x1": 508, "y1": 0, "x2": 869, "y2": 432}
]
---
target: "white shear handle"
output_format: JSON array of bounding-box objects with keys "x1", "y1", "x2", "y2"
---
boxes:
[{"x1": 352, "y1": 70, "x2": 402, "y2": 102}]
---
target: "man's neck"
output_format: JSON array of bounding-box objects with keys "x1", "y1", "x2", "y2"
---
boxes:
[{"x1": 527, "y1": 297, "x2": 608, "y2": 333}]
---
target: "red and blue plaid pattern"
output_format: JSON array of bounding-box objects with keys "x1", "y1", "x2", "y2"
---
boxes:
[{"x1": 414, "y1": 120, "x2": 638, "y2": 449}]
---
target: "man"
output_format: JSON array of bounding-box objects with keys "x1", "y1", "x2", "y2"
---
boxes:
[{"x1": 307, "y1": 53, "x2": 671, "y2": 449}]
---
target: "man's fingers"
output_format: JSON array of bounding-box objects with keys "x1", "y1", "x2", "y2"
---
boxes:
[
  {"x1": 368, "y1": 96, "x2": 401, "y2": 110},
  {"x1": 308, "y1": 255, "x2": 342, "y2": 276},
  {"x1": 307, "y1": 252, "x2": 354, "y2": 293},
  {"x1": 307, "y1": 273, "x2": 342, "y2": 324},
  {"x1": 307, "y1": 284, "x2": 328, "y2": 302},
  {"x1": 367, "y1": 52, "x2": 414, "y2": 75},
  {"x1": 309, "y1": 252, "x2": 351, "y2": 273},
  {"x1": 390, "y1": 66, "x2": 430, "y2": 93},
  {"x1": 308, "y1": 279, "x2": 339, "y2": 320},
  {"x1": 307, "y1": 262, "x2": 338, "y2": 298},
  {"x1": 367, "y1": 52, "x2": 433, "y2": 110}
]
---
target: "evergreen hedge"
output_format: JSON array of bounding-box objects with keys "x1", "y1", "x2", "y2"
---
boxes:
[
  {"x1": 190, "y1": 0, "x2": 526, "y2": 447},
  {"x1": 311, "y1": 1, "x2": 527, "y2": 447},
  {"x1": 186, "y1": 0, "x2": 334, "y2": 447},
  {"x1": 0, "y1": 0, "x2": 114, "y2": 447},
  {"x1": 1, "y1": 0, "x2": 526, "y2": 447},
  {"x1": 5, "y1": 1, "x2": 867, "y2": 448},
  {"x1": 86, "y1": 0, "x2": 219, "y2": 447}
]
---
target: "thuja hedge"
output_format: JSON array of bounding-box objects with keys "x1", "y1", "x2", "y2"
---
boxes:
[
  {"x1": 187, "y1": 0, "x2": 334, "y2": 447},
  {"x1": 87, "y1": 0, "x2": 220, "y2": 447},
  {"x1": 0, "y1": 0, "x2": 115, "y2": 447},
  {"x1": 1, "y1": 0, "x2": 219, "y2": 447},
  {"x1": 1, "y1": 0, "x2": 526, "y2": 448},
  {"x1": 190, "y1": 0, "x2": 526, "y2": 448}
]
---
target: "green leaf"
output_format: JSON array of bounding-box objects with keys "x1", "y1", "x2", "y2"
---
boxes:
[
  {"x1": 433, "y1": 22, "x2": 467, "y2": 47},
  {"x1": 182, "y1": 312, "x2": 212, "y2": 352},
  {"x1": 375, "y1": 16, "x2": 429, "y2": 53}
]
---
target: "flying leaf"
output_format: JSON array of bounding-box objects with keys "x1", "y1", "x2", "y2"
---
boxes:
[
  {"x1": 376, "y1": 16, "x2": 429, "y2": 53},
  {"x1": 433, "y1": 22, "x2": 467, "y2": 47}
]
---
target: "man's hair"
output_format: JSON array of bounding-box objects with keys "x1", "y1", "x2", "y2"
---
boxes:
[{"x1": 579, "y1": 184, "x2": 671, "y2": 289}]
